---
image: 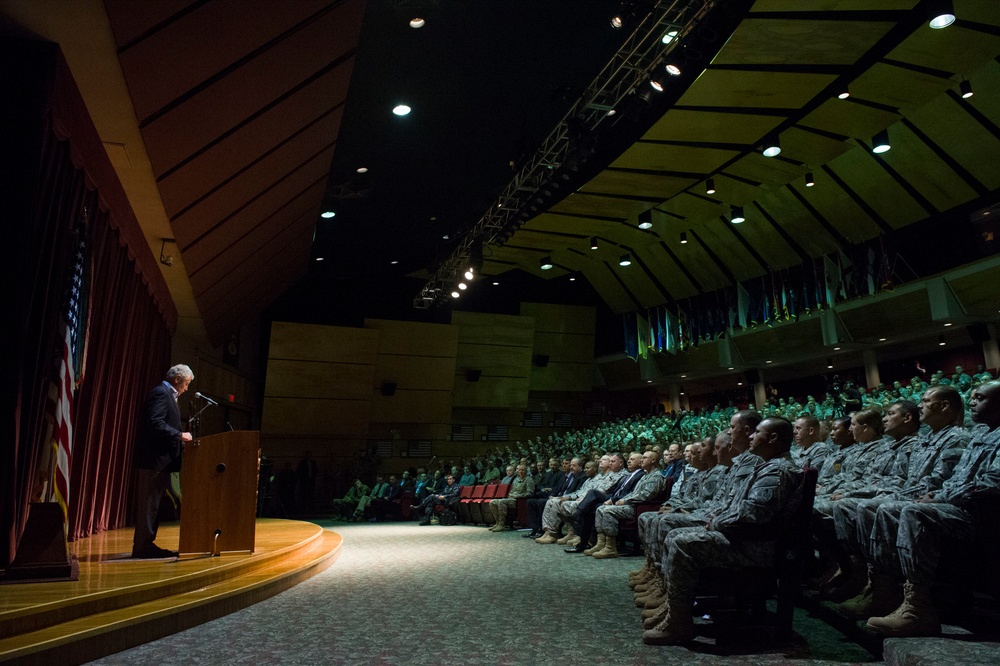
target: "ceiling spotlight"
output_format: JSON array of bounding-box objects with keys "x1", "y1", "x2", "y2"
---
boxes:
[
  {"x1": 392, "y1": 104, "x2": 412, "y2": 116},
  {"x1": 320, "y1": 210, "x2": 336, "y2": 219},
  {"x1": 805, "y1": 172, "x2": 815, "y2": 187},
  {"x1": 960, "y1": 79, "x2": 974, "y2": 99},
  {"x1": 730, "y1": 205, "x2": 745, "y2": 224},
  {"x1": 619, "y1": 253, "x2": 632, "y2": 267},
  {"x1": 590, "y1": 237, "x2": 599, "y2": 250},
  {"x1": 944, "y1": 322, "x2": 953, "y2": 327},
  {"x1": 611, "y1": 14, "x2": 624, "y2": 29},
  {"x1": 649, "y1": 77, "x2": 664, "y2": 92},
  {"x1": 464, "y1": 269, "x2": 474, "y2": 280},
  {"x1": 665, "y1": 64, "x2": 681, "y2": 76},
  {"x1": 356, "y1": 167, "x2": 369, "y2": 173},
  {"x1": 762, "y1": 135, "x2": 781, "y2": 158},
  {"x1": 928, "y1": 0, "x2": 956, "y2": 29},
  {"x1": 638, "y1": 210, "x2": 653, "y2": 230},
  {"x1": 706, "y1": 178, "x2": 716, "y2": 195},
  {"x1": 409, "y1": 18, "x2": 425, "y2": 28},
  {"x1": 458, "y1": 282, "x2": 467, "y2": 290},
  {"x1": 661, "y1": 30, "x2": 679, "y2": 44},
  {"x1": 315, "y1": 256, "x2": 324, "y2": 262},
  {"x1": 872, "y1": 129, "x2": 891, "y2": 154},
  {"x1": 680, "y1": 232, "x2": 688, "y2": 244},
  {"x1": 451, "y1": 290, "x2": 460, "y2": 298},
  {"x1": 391, "y1": 260, "x2": 398, "y2": 265},
  {"x1": 606, "y1": 108, "x2": 617, "y2": 116},
  {"x1": 540, "y1": 256, "x2": 554, "y2": 270},
  {"x1": 492, "y1": 281, "x2": 499, "y2": 286},
  {"x1": 939, "y1": 335, "x2": 947, "y2": 346},
  {"x1": 834, "y1": 346, "x2": 841, "y2": 351},
  {"x1": 837, "y1": 88, "x2": 851, "y2": 100},
  {"x1": 827, "y1": 359, "x2": 833, "y2": 369},
  {"x1": 766, "y1": 360, "x2": 773, "y2": 364},
  {"x1": 878, "y1": 337, "x2": 887, "y2": 342},
  {"x1": 569, "y1": 276, "x2": 576, "y2": 281}
]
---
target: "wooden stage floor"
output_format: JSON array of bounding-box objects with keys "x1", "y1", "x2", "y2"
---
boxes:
[{"x1": 0, "y1": 518, "x2": 341, "y2": 665}]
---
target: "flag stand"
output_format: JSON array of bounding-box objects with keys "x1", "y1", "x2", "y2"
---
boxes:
[{"x1": 3, "y1": 502, "x2": 77, "y2": 582}]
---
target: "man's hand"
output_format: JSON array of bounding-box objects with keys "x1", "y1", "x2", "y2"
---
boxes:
[
  {"x1": 181, "y1": 432, "x2": 193, "y2": 442},
  {"x1": 603, "y1": 499, "x2": 612, "y2": 506},
  {"x1": 658, "y1": 504, "x2": 672, "y2": 514},
  {"x1": 916, "y1": 492, "x2": 935, "y2": 503},
  {"x1": 615, "y1": 499, "x2": 626, "y2": 506}
]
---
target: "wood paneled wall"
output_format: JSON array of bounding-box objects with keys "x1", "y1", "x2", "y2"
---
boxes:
[
  {"x1": 451, "y1": 311, "x2": 534, "y2": 409},
  {"x1": 520, "y1": 303, "x2": 596, "y2": 392}
]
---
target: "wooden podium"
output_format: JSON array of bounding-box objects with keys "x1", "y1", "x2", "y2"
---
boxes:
[{"x1": 179, "y1": 430, "x2": 260, "y2": 556}]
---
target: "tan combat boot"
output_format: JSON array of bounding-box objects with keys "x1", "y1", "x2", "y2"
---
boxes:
[
  {"x1": 642, "y1": 608, "x2": 696, "y2": 645},
  {"x1": 866, "y1": 581, "x2": 940, "y2": 637},
  {"x1": 593, "y1": 538, "x2": 619, "y2": 559},
  {"x1": 635, "y1": 577, "x2": 663, "y2": 607},
  {"x1": 583, "y1": 533, "x2": 607, "y2": 556},
  {"x1": 839, "y1": 567, "x2": 902, "y2": 620},
  {"x1": 534, "y1": 529, "x2": 558, "y2": 544},
  {"x1": 556, "y1": 525, "x2": 576, "y2": 545}
]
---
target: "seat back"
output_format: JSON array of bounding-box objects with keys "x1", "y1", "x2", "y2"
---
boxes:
[
  {"x1": 458, "y1": 485, "x2": 474, "y2": 500},
  {"x1": 481, "y1": 484, "x2": 498, "y2": 501},
  {"x1": 494, "y1": 483, "x2": 510, "y2": 499},
  {"x1": 469, "y1": 484, "x2": 486, "y2": 499}
]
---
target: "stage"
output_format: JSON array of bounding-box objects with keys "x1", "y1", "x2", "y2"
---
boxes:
[{"x1": 0, "y1": 519, "x2": 341, "y2": 665}]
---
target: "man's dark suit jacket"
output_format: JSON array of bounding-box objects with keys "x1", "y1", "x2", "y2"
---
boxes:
[{"x1": 135, "y1": 382, "x2": 184, "y2": 473}]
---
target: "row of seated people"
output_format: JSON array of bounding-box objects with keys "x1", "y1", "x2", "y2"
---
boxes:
[
  {"x1": 620, "y1": 381, "x2": 1000, "y2": 646},
  {"x1": 330, "y1": 473, "x2": 420, "y2": 522}
]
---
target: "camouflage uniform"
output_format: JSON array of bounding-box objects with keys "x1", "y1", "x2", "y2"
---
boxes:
[
  {"x1": 595, "y1": 472, "x2": 667, "y2": 537},
  {"x1": 541, "y1": 469, "x2": 623, "y2": 533},
  {"x1": 813, "y1": 438, "x2": 892, "y2": 546},
  {"x1": 845, "y1": 425, "x2": 967, "y2": 563},
  {"x1": 873, "y1": 426, "x2": 1000, "y2": 580},
  {"x1": 661, "y1": 457, "x2": 805, "y2": 619},
  {"x1": 489, "y1": 474, "x2": 534, "y2": 522},
  {"x1": 791, "y1": 440, "x2": 837, "y2": 471}
]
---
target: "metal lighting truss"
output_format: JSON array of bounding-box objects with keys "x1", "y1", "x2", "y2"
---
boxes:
[{"x1": 414, "y1": 0, "x2": 717, "y2": 308}]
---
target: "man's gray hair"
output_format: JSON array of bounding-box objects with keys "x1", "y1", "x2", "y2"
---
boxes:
[{"x1": 166, "y1": 364, "x2": 194, "y2": 381}]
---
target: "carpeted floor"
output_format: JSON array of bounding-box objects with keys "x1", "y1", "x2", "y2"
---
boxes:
[{"x1": 86, "y1": 520, "x2": 878, "y2": 665}]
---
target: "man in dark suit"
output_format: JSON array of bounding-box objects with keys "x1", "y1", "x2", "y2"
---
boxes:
[
  {"x1": 524, "y1": 457, "x2": 585, "y2": 538},
  {"x1": 132, "y1": 364, "x2": 194, "y2": 559}
]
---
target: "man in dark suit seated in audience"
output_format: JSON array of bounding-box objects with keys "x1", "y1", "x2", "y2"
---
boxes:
[
  {"x1": 411, "y1": 474, "x2": 462, "y2": 525},
  {"x1": 524, "y1": 458, "x2": 583, "y2": 538},
  {"x1": 565, "y1": 452, "x2": 647, "y2": 554}
]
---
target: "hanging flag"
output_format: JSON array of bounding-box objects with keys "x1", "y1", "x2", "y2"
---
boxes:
[
  {"x1": 737, "y1": 282, "x2": 750, "y2": 329},
  {"x1": 623, "y1": 313, "x2": 638, "y2": 361},
  {"x1": 665, "y1": 308, "x2": 678, "y2": 354},
  {"x1": 51, "y1": 213, "x2": 90, "y2": 523},
  {"x1": 637, "y1": 312, "x2": 650, "y2": 359}
]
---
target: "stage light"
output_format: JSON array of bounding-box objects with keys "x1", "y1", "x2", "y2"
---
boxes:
[
  {"x1": 872, "y1": 129, "x2": 891, "y2": 154},
  {"x1": 458, "y1": 282, "x2": 467, "y2": 290},
  {"x1": 706, "y1": 178, "x2": 716, "y2": 195},
  {"x1": 392, "y1": 104, "x2": 411, "y2": 116},
  {"x1": 665, "y1": 64, "x2": 681, "y2": 76},
  {"x1": 960, "y1": 80, "x2": 974, "y2": 99},
  {"x1": 805, "y1": 172, "x2": 815, "y2": 187},
  {"x1": 619, "y1": 254, "x2": 632, "y2": 266},
  {"x1": 451, "y1": 290, "x2": 460, "y2": 298},
  {"x1": 661, "y1": 30, "x2": 678, "y2": 44},
  {"x1": 762, "y1": 135, "x2": 781, "y2": 158},
  {"x1": 730, "y1": 205, "x2": 745, "y2": 224},
  {"x1": 611, "y1": 15, "x2": 624, "y2": 29},
  {"x1": 649, "y1": 77, "x2": 664, "y2": 92},
  {"x1": 928, "y1": 0, "x2": 955, "y2": 29},
  {"x1": 409, "y1": 18, "x2": 425, "y2": 28},
  {"x1": 540, "y1": 256, "x2": 554, "y2": 270},
  {"x1": 464, "y1": 269, "x2": 474, "y2": 280}
]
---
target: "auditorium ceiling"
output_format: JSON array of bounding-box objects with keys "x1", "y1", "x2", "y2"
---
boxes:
[{"x1": 4, "y1": 0, "x2": 1000, "y2": 352}]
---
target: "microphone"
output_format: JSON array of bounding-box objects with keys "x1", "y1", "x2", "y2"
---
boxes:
[{"x1": 195, "y1": 392, "x2": 219, "y2": 406}]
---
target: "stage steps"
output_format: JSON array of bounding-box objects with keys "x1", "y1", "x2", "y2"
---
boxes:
[{"x1": 0, "y1": 522, "x2": 341, "y2": 665}]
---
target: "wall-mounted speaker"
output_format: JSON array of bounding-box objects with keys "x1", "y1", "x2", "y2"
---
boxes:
[
  {"x1": 533, "y1": 354, "x2": 550, "y2": 367},
  {"x1": 380, "y1": 381, "x2": 397, "y2": 396},
  {"x1": 466, "y1": 369, "x2": 482, "y2": 382}
]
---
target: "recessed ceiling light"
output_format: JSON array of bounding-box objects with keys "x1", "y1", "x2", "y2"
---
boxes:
[
  {"x1": 356, "y1": 167, "x2": 368, "y2": 173},
  {"x1": 879, "y1": 337, "x2": 887, "y2": 342},
  {"x1": 392, "y1": 104, "x2": 411, "y2": 116},
  {"x1": 737, "y1": 381, "x2": 743, "y2": 386},
  {"x1": 451, "y1": 290, "x2": 460, "y2": 298},
  {"x1": 464, "y1": 269, "x2": 474, "y2": 280},
  {"x1": 939, "y1": 335, "x2": 947, "y2": 346},
  {"x1": 315, "y1": 257, "x2": 324, "y2": 261},
  {"x1": 766, "y1": 360, "x2": 773, "y2": 364},
  {"x1": 681, "y1": 374, "x2": 687, "y2": 378},
  {"x1": 928, "y1": 1, "x2": 955, "y2": 29},
  {"x1": 391, "y1": 260, "x2": 398, "y2": 265},
  {"x1": 458, "y1": 282, "x2": 467, "y2": 290},
  {"x1": 647, "y1": 380, "x2": 653, "y2": 383},
  {"x1": 569, "y1": 277, "x2": 576, "y2": 281},
  {"x1": 492, "y1": 281, "x2": 499, "y2": 286},
  {"x1": 944, "y1": 322, "x2": 953, "y2": 327},
  {"x1": 320, "y1": 211, "x2": 335, "y2": 219},
  {"x1": 728, "y1": 367, "x2": 734, "y2": 371},
  {"x1": 834, "y1": 346, "x2": 841, "y2": 351},
  {"x1": 442, "y1": 234, "x2": 449, "y2": 240},
  {"x1": 409, "y1": 18, "x2": 425, "y2": 28}
]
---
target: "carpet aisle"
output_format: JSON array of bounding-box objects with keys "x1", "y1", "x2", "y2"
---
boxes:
[{"x1": 86, "y1": 521, "x2": 876, "y2": 665}]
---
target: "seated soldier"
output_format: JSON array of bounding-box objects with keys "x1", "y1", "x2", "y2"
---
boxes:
[
  {"x1": 791, "y1": 414, "x2": 836, "y2": 470},
  {"x1": 643, "y1": 417, "x2": 805, "y2": 645},
  {"x1": 487, "y1": 464, "x2": 534, "y2": 532},
  {"x1": 331, "y1": 478, "x2": 369, "y2": 520},
  {"x1": 591, "y1": 450, "x2": 668, "y2": 559},
  {"x1": 411, "y1": 474, "x2": 462, "y2": 525},
  {"x1": 534, "y1": 458, "x2": 602, "y2": 544}
]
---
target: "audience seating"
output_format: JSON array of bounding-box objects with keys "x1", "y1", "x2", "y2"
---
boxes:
[
  {"x1": 457, "y1": 484, "x2": 485, "y2": 523},
  {"x1": 469, "y1": 484, "x2": 499, "y2": 524}
]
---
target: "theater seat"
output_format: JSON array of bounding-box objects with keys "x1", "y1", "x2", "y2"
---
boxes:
[
  {"x1": 457, "y1": 485, "x2": 484, "y2": 523},
  {"x1": 469, "y1": 484, "x2": 498, "y2": 525}
]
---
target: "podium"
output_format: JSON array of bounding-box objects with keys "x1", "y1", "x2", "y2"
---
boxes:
[{"x1": 179, "y1": 431, "x2": 260, "y2": 556}]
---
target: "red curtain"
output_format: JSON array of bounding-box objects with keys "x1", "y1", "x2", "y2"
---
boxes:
[{"x1": 5, "y1": 42, "x2": 175, "y2": 564}]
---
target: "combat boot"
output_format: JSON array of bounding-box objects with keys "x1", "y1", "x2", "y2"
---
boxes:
[
  {"x1": 592, "y1": 538, "x2": 619, "y2": 559},
  {"x1": 866, "y1": 581, "x2": 940, "y2": 637},
  {"x1": 534, "y1": 529, "x2": 559, "y2": 544},
  {"x1": 839, "y1": 566, "x2": 901, "y2": 620},
  {"x1": 583, "y1": 533, "x2": 606, "y2": 556},
  {"x1": 643, "y1": 599, "x2": 668, "y2": 628},
  {"x1": 820, "y1": 554, "x2": 867, "y2": 602},
  {"x1": 629, "y1": 559, "x2": 654, "y2": 584},
  {"x1": 635, "y1": 577, "x2": 663, "y2": 607},
  {"x1": 642, "y1": 608, "x2": 696, "y2": 645},
  {"x1": 556, "y1": 525, "x2": 576, "y2": 545},
  {"x1": 490, "y1": 512, "x2": 507, "y2": 532}
]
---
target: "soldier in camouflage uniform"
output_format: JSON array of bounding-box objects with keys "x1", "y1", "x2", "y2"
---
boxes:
[
  {"x1": 487, "y1": 464, "x2": 534, "y2": 531},
  {"x1": 534, "y1": 455, "x2": 618, "y2": 544},
  {"x1": 791, "y1": 414, "x2": 837, "y2": 470},
  {"x1": 592, "y1": 450, "x2": 668, "y2": 559},
  {"x1": 837, "y1": 386, "x2": 968, "y2": 618},
  {"x1": 643, "y1": 417, "x2": 806, "y2": 645},
  {"x1": 866, "y1": 381, "x2": 1000, "y2": 637}
]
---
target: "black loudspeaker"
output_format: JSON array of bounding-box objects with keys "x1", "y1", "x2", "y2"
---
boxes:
[
  {"x1": 533, "y1": 354, "x2": 550, "y2": 367},
  {"x1": 380, "y1": 381, "x2": 397, "y2": 396},
  {"x1": 466, "y1": 369, "x2": 482, "y2": 382},
  {"x1": 744, "y1": 369, "x2": 760, "y2": 384},
  {"x1": 968, "y1": 323, "x2": 991, "y2": 343}
]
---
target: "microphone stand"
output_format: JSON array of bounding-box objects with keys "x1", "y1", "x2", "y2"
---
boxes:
[{"x1": 189, "y1": 401, "x2": 213, "y2": 440}]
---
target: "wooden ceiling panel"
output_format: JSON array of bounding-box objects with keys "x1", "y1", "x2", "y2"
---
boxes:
[
  {"x1": 162, "y1": 107, "x2": 344, "y2": 224},
  {"x1": 659, "y1": 192, "x2": 728, "y2": 223},
  {"x1": 948, "y1": 261, "x2": 1000, "y2": 317},
  {"x1": 907, "y1": 94, "x2": 1000, "y2": 192},
  {"x1": 724, "y1": 216, "x2": 802, "y2": 271},
  {"x1": 178, "y1": 146, "x2": 334, "y2": 265},
  {"x1": 878, "y1": 125, "x2": 981, "y2": 212},
  {"x1": 523, "y1": 212, "x2": 614, "y2": 239},
  {"x1": 782, "y1": 125, "x2": 853, "y2": 166},
  {"x1": 692, "y1": 220, "x2": 767, "y2": 282},
  {"x1": 850, "y1": 63, "x2": 953, "y2": 113},
  {"x1": 824, "y1": 148, "x2": 928, "y2": 230},
  {"x1": 838, "y1": 290, "x2": 932, "y2": 341},
  {"x1": 725, "y1": 152, "x2": 810, "y2": 187},
  {"x1": 960, "y1": 0, "x2": 1000, "y2": 26},
  {"x1": 580, "y1": 170, "x2": 697, "y2": 199},
  {"x1": 793, "y1": 172, "x2": 884, "y2": 243},
  {"x1": 117, "y1": 0, "x2": 345, "y2": 121},
  {"x1": 799, "y1": 98, "x2": 900, "y2": 141},
  {"x1": 103, "y1": 0, "x2": 196, "y2": 47},
  {"x1": 583, "y1": 264, "x2": 639, "y2": 313},
  {"x1": 549, "y1": 192, "x2": 651, "y2": 220},
  {"x1": 643, "y1": 109, "x2": 782, "y2": 143},
  {"x1": 753, "y1": 189, "x2": 842, "y2": 257},
  {"x1": 749, "y1": 0, "x2": 916, "y2": 12},
  {"x1": 677, "y1": 70, "x2": 837, "y2": 109},
  {"x1": 615, "y1": 255, "x2": 670, "y2": 307},
  {"x1": 661, "y1": 240, "x2": 731, "y2": 293},
  {"x1": 142, "y1": 62, "x2": 353, "y2": 181},
  {"x1": 888, "y1": 21, "x2": 1000, "y2": 76},
  {"x1": 610, "y1": 143, "x2": 739, "y2": 174},
  {"x1": 712, "y1": 19, "x2": 893, "y2": 66},
  {"x1": 632, "y1": 243, "x2": 698, "y2": 298}
]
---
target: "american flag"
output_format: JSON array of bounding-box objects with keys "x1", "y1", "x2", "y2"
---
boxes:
[{"x1": 51, "y1": 216, "x2": 90, "y2": 522}]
